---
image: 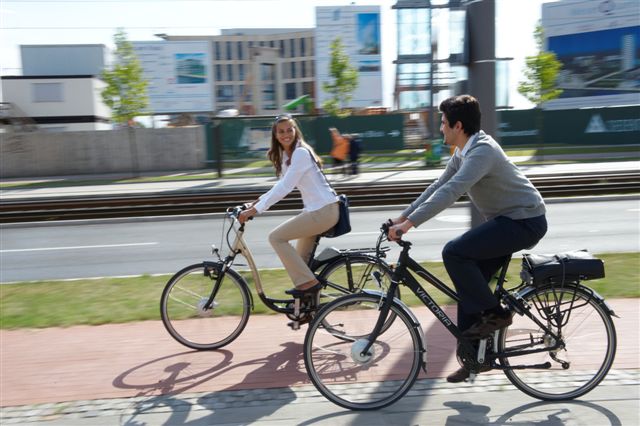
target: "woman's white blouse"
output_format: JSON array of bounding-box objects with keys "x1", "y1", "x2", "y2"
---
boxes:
[{"x1": 253, "y1": 145, "x2": 338, "y2": 214}]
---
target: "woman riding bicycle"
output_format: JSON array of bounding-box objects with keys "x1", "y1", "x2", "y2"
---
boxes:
[
  {"x1": 239, "y1": 114, "x2": 339, "y2": 297},
  {"x1": 387, "y1": 95, "x2": 548, "y2": 383}
]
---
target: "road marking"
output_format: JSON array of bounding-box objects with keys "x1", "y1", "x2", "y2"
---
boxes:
[
  {"x1": 0, "y1": 242, "x2": 158, "y2": 253},
  {"x1": 351, "y1": 227, "x2": 466, "y2": 235}
]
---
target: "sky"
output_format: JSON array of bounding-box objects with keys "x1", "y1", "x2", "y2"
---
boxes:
[{"x1": 0, "y1": 0, "x2": 547, "y2": 109}]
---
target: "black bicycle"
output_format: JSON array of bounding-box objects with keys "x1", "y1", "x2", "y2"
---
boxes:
[
  {"x1": 160, "y1": 206, "x2": 396, "y2": 350},
  {"x1": 304, "y1": 221, "x2": 617, "y2": 410}
]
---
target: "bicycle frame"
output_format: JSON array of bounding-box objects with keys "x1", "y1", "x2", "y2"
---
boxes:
[
  {"x1": 363, "y1": 232, "x2": 566, "y2": 367},
  {"x1": 206, "y1": 209, "x2": 390, "y2": 317}
]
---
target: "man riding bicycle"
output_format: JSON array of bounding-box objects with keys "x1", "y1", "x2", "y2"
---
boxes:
[{"x1": 387, "y1": 94, "x2": 548, "y2": 383}]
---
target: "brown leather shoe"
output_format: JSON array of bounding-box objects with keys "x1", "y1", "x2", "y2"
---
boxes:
[
  {"x1": 446, "y1": 364, "x2": 492, "y2": 383},
  {"x1": 461, "y1": 312, "x2": 514, "y2": 339}
]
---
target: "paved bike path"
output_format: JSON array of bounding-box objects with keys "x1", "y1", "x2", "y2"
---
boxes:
[{"x1": 1, "y1": 299, "x2": 638, "y2": 410}]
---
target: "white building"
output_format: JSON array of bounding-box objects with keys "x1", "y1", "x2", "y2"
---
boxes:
[
  {"x1": 1, "y1": 75, "x2": 111, "y2": 132},
  {"x1": 1, "y1": 44, "x2": 112, "y2": 132}
]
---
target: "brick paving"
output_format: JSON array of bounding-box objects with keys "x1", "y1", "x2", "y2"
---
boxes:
[{"x1": 1, "y1": 299, "x2": 638, "y2": 410}]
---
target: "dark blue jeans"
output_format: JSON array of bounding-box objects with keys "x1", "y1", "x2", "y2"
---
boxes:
[{"x1": 442, "y1": 214, "x2": 547, "y2": 331}]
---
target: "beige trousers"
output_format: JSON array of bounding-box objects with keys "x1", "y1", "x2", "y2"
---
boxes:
[{"x1": 268, "y1": 202, "x2": 339, "y2": 286}]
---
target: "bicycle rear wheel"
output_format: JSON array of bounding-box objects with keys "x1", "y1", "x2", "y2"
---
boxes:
[
  {"x1": 498, "y1": 285, "x2": 616, "y2": 400},
  {"x1": 161, "y1": 263, "x2": 251, "y2": 350},
  {"x1": 304, "y1": 294, "x2": 422, "y2": 410}
]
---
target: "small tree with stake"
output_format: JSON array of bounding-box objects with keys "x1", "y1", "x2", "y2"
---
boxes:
[
  {"x1": 102, "y1": 29, "x2": 148, "y2": 125},
  {"x1": 322, "y1": 37, "x2": 359, "y2": 117},
  {"x1": 518, "y1": 23, "x2": 563, "y2": 158},
  {"x1": 101, "y1": 29, "x2": 149, "y2": 176}
]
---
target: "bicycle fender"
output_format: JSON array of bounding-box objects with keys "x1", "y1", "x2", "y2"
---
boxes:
[
  {"x1": 362, "y1": 289, "x2": 428, "y2": 358},
  {"x1": 516, "y1": 283, "x2": 617, "y2": 318}
]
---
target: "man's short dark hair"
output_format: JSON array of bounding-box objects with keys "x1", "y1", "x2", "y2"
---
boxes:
[{"x1": 439, "y1": 95, "x2": 481, "y2": 136}]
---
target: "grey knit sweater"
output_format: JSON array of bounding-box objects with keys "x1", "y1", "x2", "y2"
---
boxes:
[{"x1": 402, "y1": 131, "x2": 546, "y2": 226}]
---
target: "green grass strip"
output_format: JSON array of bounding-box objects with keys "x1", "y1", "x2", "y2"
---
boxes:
[{"x1": 1, "y1": 252, "x2": 638, "y2": 329}]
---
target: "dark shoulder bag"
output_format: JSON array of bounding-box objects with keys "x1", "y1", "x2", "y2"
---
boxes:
[{"x1": 310, "y1": 155, "x2": 351, "y2": 238}]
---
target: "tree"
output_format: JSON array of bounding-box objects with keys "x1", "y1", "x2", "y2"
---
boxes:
[
  {"x1": 517, "y1": 23, "x2": 563, "y2": 157},
  {"x1": 101, "y1": 29, "x2": 148, "y2": 126},
  {"x1": 322, "y1": 37, "x2": 359, "y2": 117},
  {"x1": 518, "y1": 23, "x2": 563, "y2": 106}
]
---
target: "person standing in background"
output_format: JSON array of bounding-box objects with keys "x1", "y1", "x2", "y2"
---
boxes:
[
  {"x1": 348, "y1": 133, "x2": 362, "y2": 175},
  {"x1": 329, "y1": 127, "x2": 350, "y2": 176}
]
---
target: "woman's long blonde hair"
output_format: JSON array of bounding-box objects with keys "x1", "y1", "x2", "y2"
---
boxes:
[{"x1": 268, "y1": 115, "x2": 323, "y2": 177}]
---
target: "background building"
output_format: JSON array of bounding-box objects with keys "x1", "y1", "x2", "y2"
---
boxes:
[
  {"x1": 1, "y1": 45, "x2": 111, "y2": 132},
  {"x1": 159, "y1": 28, "x2": 315, "y2": 116}
]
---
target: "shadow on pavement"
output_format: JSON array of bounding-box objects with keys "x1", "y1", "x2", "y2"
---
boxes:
[{"x1": 114, "y1": 342, "x2": 306, "y2": 425}]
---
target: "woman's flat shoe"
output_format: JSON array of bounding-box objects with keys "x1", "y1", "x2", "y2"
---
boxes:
[{"x1": 285, "y1": 281, "x2": 324, "y2": 297}]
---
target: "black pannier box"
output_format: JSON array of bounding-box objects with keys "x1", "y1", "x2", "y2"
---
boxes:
[{"x1": 521, "y1": 249, "x2": 605, "y2": 286}]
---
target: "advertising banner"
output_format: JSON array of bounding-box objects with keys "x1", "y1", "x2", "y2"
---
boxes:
[
  {"x1": 542, "y1": 0, "x2": 640, "y2": 109},
  {"x1": 315, "y1": 6, "x2": 383, "y2": 109},
  {"x1": 133, "y1": 41, "x2": 214, "y2": 113}
]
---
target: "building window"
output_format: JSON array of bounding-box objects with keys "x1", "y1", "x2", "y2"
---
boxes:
[
  {"x1": 301, "y1": 61, "x2": 306, "y2": 78},
  {"x1": 260, "y1": 63, "x2": 275, "y2": 81},
  {"x1": 216, "y1": 85, "x2": 234, "y2": 103},
  {"x1": 262, "y1": 83, "x2": 276, "y2": 110},
  {"x1": 32, "y1": 82, "x2": 63, "y2": 102},
  {"x1": 285, "y1": 82, "x2": 297, "y2": 100},
  {"x1": 300, "y1": 38, "x2": 306, "y2": 56},
  {"x1": 226, "y1": 41, "x2": 232, "y2": 60},
  {"x1": 237, "y1": 41, "x2": 243, "y2": 60},
  {"x1": 270, "y1": 40, "x2": 275, "y2": 48},
  {"x1": 290, "y1": 39, "x2": 296, "y2": 57},
  {"x1": 290, "y1": 62, "x2": 296, "y2": 79},
  {"x1": 238, "y1": 63, "x2": 245, "y2": 81},
  {"x1": 240, "y1": 84, "x2": 251, "y2": 101},
  {"x1": 303, "y1": 81, "x2": 314, "y2": 96},
  {"x1": 215, "y1": 41, "x2": 221, "y2": 60},
  {"x1": 227, "y1": 64, "x2": 233, "y2": 81},
  {"x1": 398, "y1": 9, "x2": 431, "y2": 56},
  {"x1": 279, "y1": 40, "x2": 285, "y2": 57},
  {"x1": 215, "y1": 64, "x2": 223, "y2": 81}
]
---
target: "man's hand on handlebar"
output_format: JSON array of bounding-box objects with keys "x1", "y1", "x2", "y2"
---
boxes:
[{"x1": 388, "y1": 219, "x2": 414, "y2": 241}]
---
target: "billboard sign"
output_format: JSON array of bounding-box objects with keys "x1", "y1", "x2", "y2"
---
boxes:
[
  {"x1": 133, "y1": 41, "x2": 214, "y2": 113},
  {"x1": 315, "y1": 6, "x2": 383, "y2": 109},
  {"x1": 542, "y1": 0, "x2": 640, "y2": 109}
]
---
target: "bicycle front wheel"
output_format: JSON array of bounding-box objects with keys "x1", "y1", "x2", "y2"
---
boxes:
[
  {"x1": 161, "y1": 263, "x2": 251, "y2": 350},
  {"x1": 316, "y1": 255, "x2": 399, "y2": 338},
  {"x1": 498, "y1": 285, "x2": 616, "y2": 400},
  {"x1": 316, "y1": 255, "x2": 397, "y2": 302},
  {"x1": 304, "y1": 294, "x2": 422, "y2": 410}
]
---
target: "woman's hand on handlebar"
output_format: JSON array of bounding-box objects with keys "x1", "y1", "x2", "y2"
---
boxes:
[{"x1": 238, "y1": 206, "x2": 257, "y2": 224}]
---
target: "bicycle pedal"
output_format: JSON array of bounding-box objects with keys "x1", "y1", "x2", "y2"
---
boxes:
[{"x1": 287, "y1": 321, "x2": 300, "y2": 331}]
